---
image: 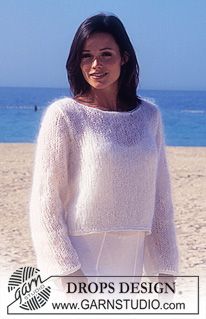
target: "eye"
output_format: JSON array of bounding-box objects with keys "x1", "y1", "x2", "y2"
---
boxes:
[
  {"x1": 81, "y1": 53, "x2": 92, "y2": 59},
  {"x1": 102, "y1": 51, "x2": 112, "y2": 57}
]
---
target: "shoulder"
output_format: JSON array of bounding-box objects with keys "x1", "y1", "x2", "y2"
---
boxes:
[
  {"x1": 37, "y1": 97, "x2": 75, "y2": 137},
  {"x1": 41, "y1": 97, "x2": 76, "y2": 124},
  {"x1": 45, "y1": 96, "x2": 74, "y2": 114},
  {"x1": 139, "y1": 97, "x2": 161, "y2": 123},
  {"x1": 140, "y1": 97, "x2": 160, "y2": 113}
]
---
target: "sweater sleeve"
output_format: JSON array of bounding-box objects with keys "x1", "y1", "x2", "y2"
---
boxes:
[
  {"x1": 29, "y1": 102, "x2": 81, "y2": 277},
  {"x1": 143, "y1": 108, "x2": 179, "y2": 276}
]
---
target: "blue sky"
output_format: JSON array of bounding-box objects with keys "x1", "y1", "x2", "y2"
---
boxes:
[{"x1": 0, "y1": 0, "x2": 206, "y2": 90}]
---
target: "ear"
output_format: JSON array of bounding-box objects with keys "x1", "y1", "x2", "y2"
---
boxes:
[{"x1": 121, "y1": 52, "x2": 129, "y2": 65}]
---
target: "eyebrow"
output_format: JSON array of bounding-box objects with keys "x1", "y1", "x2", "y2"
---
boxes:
[{"x1": 82, "y1": 47, "x2": 113, "y2": 52}]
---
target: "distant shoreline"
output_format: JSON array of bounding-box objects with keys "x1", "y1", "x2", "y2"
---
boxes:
[{"x1": 0, "y1": 86, "x2": 206, "y2": 92}]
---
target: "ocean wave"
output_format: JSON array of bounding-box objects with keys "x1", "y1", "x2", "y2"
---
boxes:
[
  {"x1": 181, "y1": 109, "x2": 206, "y2": 114},
  {"x1": 140, "y1": 96, "x2": 156, "y2": 104},
  {"x1": 0, "y1": 105, "x2": 44, "y2": 110}
]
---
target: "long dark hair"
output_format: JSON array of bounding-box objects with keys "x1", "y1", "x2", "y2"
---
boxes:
[{"x1": 66, "y1": 13, "x2": 141, "y2": 111}]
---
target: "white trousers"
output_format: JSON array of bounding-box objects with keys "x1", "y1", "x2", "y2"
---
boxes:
[{"x1": 70, "y1": 231, "x2": 146, "y2": 283}]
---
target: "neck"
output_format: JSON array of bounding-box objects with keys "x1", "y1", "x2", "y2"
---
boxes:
[{"x1": 87, "y1": 87, "x2": 119, "y2": 111}]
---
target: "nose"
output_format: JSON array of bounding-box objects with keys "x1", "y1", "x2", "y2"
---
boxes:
[{"x1": 91, "y1": 56, "x2": 102, "y2": 67}]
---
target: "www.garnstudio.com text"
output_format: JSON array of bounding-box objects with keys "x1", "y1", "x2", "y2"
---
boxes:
[{"x1": 52, "y1": 298, "x2": 185, "y2": 311}]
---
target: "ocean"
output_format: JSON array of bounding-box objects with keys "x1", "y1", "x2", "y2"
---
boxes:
[{"x1": 0, "y1": 87, "x2": 206, "y2": 146}]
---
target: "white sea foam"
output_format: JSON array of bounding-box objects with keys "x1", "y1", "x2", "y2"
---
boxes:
[
  {"x1": 0, "y1": 105, "x2": 43, "y2": 110},
  {"x1": 181, "y1": 109, "x2": 205, "y2": 114},
  {"x1": 140, "y1": 96, "x2": 156, "y2": 104}
]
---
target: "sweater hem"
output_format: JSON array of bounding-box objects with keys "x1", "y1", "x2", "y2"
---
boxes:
[
  {"x1": 68, "y1": 227, "x2": 151, "y2": 236},
  {"x1": 143, "y1": 269, "x2": 179, "y2": 277},
  {"x1": 58, "y1": 264, "x2": 82, "y2": 276},
  {"x1": 158, "y1": 269, "x2": 179, "y2": 276}
]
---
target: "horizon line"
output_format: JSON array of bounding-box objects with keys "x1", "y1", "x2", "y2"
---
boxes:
[{"x1": 0, "y1": 86, "x2": 206, "y2": 92}]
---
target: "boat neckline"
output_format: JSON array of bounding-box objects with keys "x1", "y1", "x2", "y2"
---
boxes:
[{"x1": 71, "y1": 98, "x2": 143, "y2": 114}]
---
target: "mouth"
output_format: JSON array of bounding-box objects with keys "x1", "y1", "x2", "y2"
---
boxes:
[{"x1": 90, "y1": 72, "x2": 108, "y2": 79}]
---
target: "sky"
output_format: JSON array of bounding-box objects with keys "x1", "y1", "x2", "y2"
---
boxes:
[{"x1": 0, "y1": 0, "x2": 206, "y2": 90}]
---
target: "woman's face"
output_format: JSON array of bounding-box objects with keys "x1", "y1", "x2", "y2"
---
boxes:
[{"x1": 80, "y1": 32, "x2": 125, "y2": 94}]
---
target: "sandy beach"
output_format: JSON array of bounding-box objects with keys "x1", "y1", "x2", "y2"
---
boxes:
[{"x1": 0, "y1": 143, "x2": 206, "y2": 276}]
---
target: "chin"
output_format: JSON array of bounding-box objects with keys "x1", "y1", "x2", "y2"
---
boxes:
[
  {"x1": 90, "y1": 83, "x2": 110, "y2": 90},
  {"x1": 89, "y1": 80, "x2": 117, "y2": 91}
]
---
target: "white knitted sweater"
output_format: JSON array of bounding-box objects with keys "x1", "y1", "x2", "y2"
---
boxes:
[{"x1": 30, "y1": 97, "x2": 179, "y2": 277}]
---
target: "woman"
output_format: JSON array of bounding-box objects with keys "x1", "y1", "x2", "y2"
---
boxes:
[{"x1": 30, "y1": 13, "x2": 179, "y2": 287}]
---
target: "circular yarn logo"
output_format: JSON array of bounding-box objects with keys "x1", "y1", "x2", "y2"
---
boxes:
[{"x1": 8, "y1": 267, "x2": 51, "y2": 311}]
